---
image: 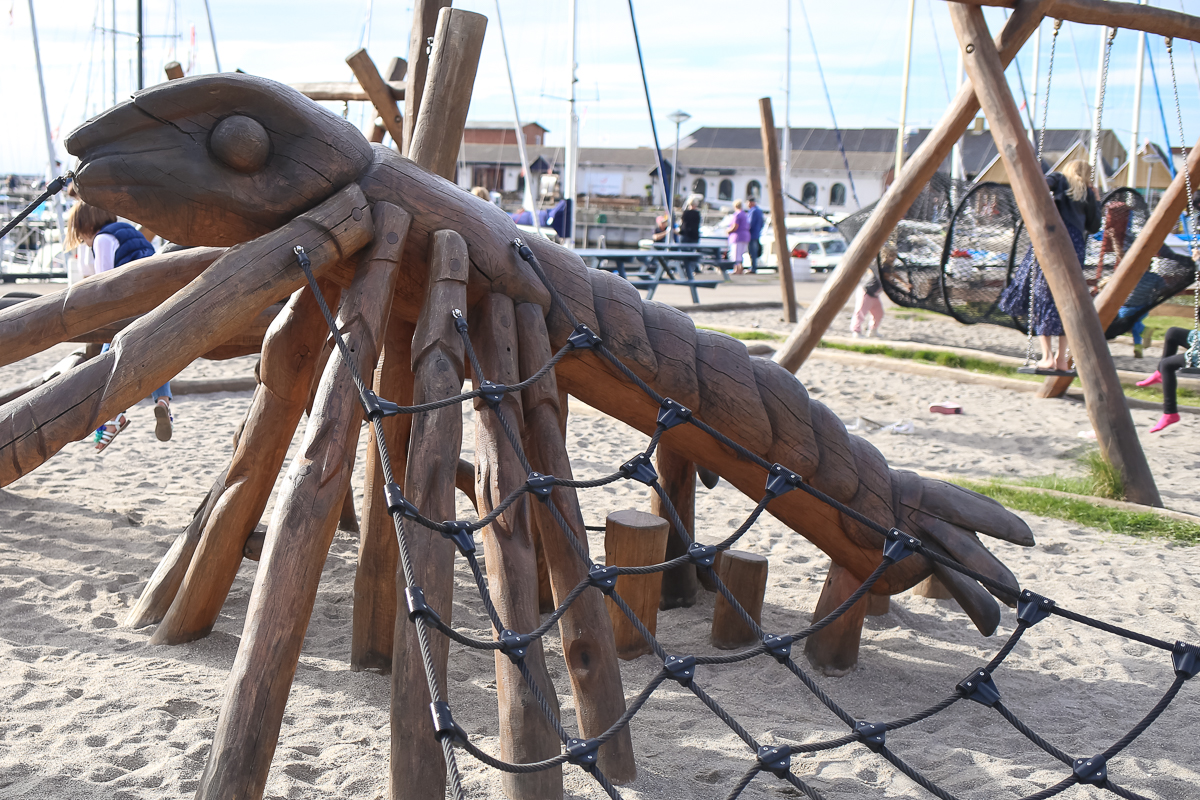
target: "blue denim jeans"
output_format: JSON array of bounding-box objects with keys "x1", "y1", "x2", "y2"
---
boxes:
[{"x1": 1115, "y1": 306, "x2": 1148, "y2": 345}]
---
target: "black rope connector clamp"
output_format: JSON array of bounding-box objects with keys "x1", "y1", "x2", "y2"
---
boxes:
[
  {"x1": 656, "y1": 398, "x2": 692, "y2": 429},
  {"x1": 1017, "y1": 590, "x2": 1056, "y2": 627},
  {"x1": 763, "y1": 633, "x2": 794, "y2": 663},
  {"x1": 568, "y1": 323, "x2": 602, "y2": 350},
  {"x1": 498, "y1": 629, "x2": 531, "y2": 662},
  {"x1": 405, "y1": 586, "x2": 441, "y2": 624},
  {"x1": 512, "y1": 237, "x2": 535, "y2": 262},
  {"x1": 756, "y1": 744, "x2": 792, "y2": 778},
  {"x1": 293, "y1": 244, "x2": 310, "y2": 269},
  {"x1": 441, "y1": 520, "x2": 477, "y2": 555},
  {"x1": 1073, "y1": 755, "x2": 1109, "y2": 786},
  {"x1": 361, "y1": 389, "x2": 402, "y2": 422},
  {"x1": 385, "y1": 482, "x2": 421, "y2": 519},
  {"x1": 1173, "y1": 641, "x2": 1200, "y2": 679},
  {"x1": 588, "y1": 564, "x2": 619, "y2": 594},
  {"x1": 451, "y1": 308, "x2": 468, "y2": 334},
  {"x1": 854, "y1": 721, "x2": 887, "y2": 753},
  {"x1": 430, "y1": 700, "x2": 461, "y2": 742},
  {"x1": 526, "y1": 472, "x2": 556, "y2": 500},
  {"x1": 478, "y1": 380, "x2": 507, "y2": 407},
  {"x1": 565, "y1": 737, "x2": 602, "y2": 770},
  {"x1": 764, "y1": 463, "x2": 804, "y2": 500},
  {"x1": 688, "y1": 542, "x2": 719, "y2": 567},
  {"x1": 619, "y1": 452, "x2": 658, "y2": 485},
  {"x1": 664, "y1": 654, "x2": 697, "y2": 685},
  {"x1": 882, "y1": 528, "x2": 919, "y2": 562},
  {"x1": 957, "y1": 668, "x2": 1001, "y2": 707}
]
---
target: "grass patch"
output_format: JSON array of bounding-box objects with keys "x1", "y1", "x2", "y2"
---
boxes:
[
  {"x1": 1015, "y1": 449, "x2": 1124, "y2": 500},
  {"x1": 697, "y1": 325, "x2": 784, "y2": 341},
  {"x1": 959, "y1": 479, "x2": 1200, "y2": 544}
]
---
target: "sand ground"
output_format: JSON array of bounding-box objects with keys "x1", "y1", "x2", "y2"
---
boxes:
[{"x1": 0, "y1": 285, "x2": 1197, "y2": 799}]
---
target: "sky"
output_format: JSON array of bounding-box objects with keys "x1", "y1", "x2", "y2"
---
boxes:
[{"x1": 3, "y1": 0, "x2": 1200, "y2": 176}]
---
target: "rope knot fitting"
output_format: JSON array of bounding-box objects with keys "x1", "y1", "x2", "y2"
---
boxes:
[
  {"x1": 687, "y1": 542, "x2": 719, "y2": 568},
  {"x1": 361, "y1": 389, "x2": 402, "y2": 422},
  {"x1": 762, "y1": 633, "x2": 794, "y2": 663},
  {"x1": 756, "y1": 744, "x2": 792, "y2": 778},
  {"x1": 764, "y1": 463, "x2": 804, "y2": 500},
  {"x1": 1073, "y1": 754, "x2": 1109, "y2": 786},
  {"x1": 882, "y1": 528, "x2": 919, "y2": 563},
  {"x1": 429, "y1": 700, "x2": 461, "y2": 742},
  {"x1": 854, "y1": 721, "x2": 887, "y2": 753},
  {"x1": 1173, "y1": 641, "x2": 1200, "y2": 679},
  {"x1": 656, "y1": 398, "x2": 692, "y2": 429},
  {"x1": 384, "y1": 482, "x2": 420, "y2": 519},
  {"x1": 664, "y1": 654, "x2": 697, "y2": 685},
  {"x1": 405, "y1": 586, "x2": 441, "y2": 625},
  {"x1": 957, "y1": 668, "x2": 1001, "y2": 707},
  {"x1": 440, "y1": 520, "x2": 476, "y2": 556},
  {"x1": 568, "y1": 323, "x2": 602, "y2": 350},
  {"x1": 498, "y1": 629, "x2": 531, "y2": 662},
  {"x1": 1017, "y1": 590, "x2": 1056, "y2": 627},
  {"x1": 619, "y1": 453, "x2": 658, "y2": 485},
  {"x1": 588, "y1": 564, "x2": 619, "y2": 594},
  {"x1": 565, "y1": 737, "x2": 601, "y2": 770},
  {"x1": 526, "y1": 472, "x2": 556, "y2": 500}
]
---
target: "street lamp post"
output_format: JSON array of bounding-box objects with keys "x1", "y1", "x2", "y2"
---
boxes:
[{"x1": 667, "y1": 110, "x2": 691, "y2": 244}]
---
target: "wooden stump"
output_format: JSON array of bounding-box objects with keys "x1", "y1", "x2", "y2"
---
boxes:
[
  {"x1": 804, "y1": 562, "x2": 868, "y2": 677},
  {"x1": 710, "y1": 550, "x2": 768, "y2": 650},
  {"x1": 604, "y1": 510, "x2": 670, "y2": 660},
  {"x1": 912, "y1": 575, "x2": 956, "y2": 600},
  {"x1": 865, "y1": 594, "x2": 891, "y2": 616},
  {"x1": 652, "y1": 445, "x2": 701, "y2": 610}
]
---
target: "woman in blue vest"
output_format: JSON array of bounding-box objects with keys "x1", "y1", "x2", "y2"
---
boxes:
[{"x1": 67, "y1": 201, "x2": 173, "y2": 450}]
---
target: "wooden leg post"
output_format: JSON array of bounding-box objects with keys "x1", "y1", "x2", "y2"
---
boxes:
[
  {"x1": 352, "y1": 317, "x2": 415, "y2": 672},
  {"x1": 804, "y1": 562, "x2": 868, "y2": 677},
  {"x1": 195, "y1": 204, "x2": 409, "y2": 800},
  {"x1": 652, "y1": 445, "x2": 702, "y2": 610},
  {"x1": 604, "y1": 510, "x2": 670, "y2": 660},
  {"x1": 912, "y1": 576, "x2": 955, "y2": 600},
  {"x1": 710, "y1": 550, "x2": 769, "y2": 650},
  {"x1": 516, "y1": 303, "x2": 636, "y2": 784},
  {"x1": 865, "y1": 594, "x2": 891, "y2": 616},
  {"x1": 470, "y1": 292, "x2": 564, "y2": 800},
  {"x1": 390, "y1": 231, "x2": 468, "y2": 800},
  {"x1": 949, "y1": 4, "x2": 1161, "y2": 508}
]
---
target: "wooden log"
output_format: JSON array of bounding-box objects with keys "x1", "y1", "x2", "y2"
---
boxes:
[
  {"x1": 289, "y1": 80, "x2": 405, "y2": 102},
  {"x1": 604, "y1": 509, "x2": 670, "y2": 660},
  {"x1": 772, "y1": 0, "x2": 1051, "y2": 371},
  {"x1": 164, "y1": 61, "x2": 184, "y2": 80},
  {"x1": 351, "y1": 317, "x2": 415, "y2": 672},
  {"x1": 1040, "y1": 131, "x2": 1200, "y2": 398},
  {"x1": 0, "y1": 186, "x2": 372, "y2": 488},
  {"x1": 339, "y1": 480, "x2": 360, "y2": 532},
  {"x1": 803, "y1": 562, "x2": 869, "y2": 677},
  {"x1": 471, "y1": 293, "x2": 564, "y2": 800},
  {"x1": 515, "y1": 302, "x2": 636, "y2": 784},
  {"x1": 151, "y1": 278, "x2": 343, "y2": 645},
  {"x1": 947, "y1": 0, "x2": 1200, "y2": 44},
  {"x1": 0, "y1": 347, "x2": 91, "y2": 405},
  {"x1": 389, "y1": 231, "x2": 468, "y2": 800},
  {"x1": 0, "y1": 246, "x2": 223, "y2": 369},
  {"x1": 710, "y1": 550, "x2": 769, "y2": 650},
  {"x1": 408, "y1": 9, "x2": 487, "y2": 180},
  {"x1": 456, "y1": 457, "x2": 479, "y2": 510},
  {"x1": 912, "y1": 575, "x2": 955, "y2": 600},
  {"x1": 195, "y1": 202, "x2": 408, "y2": 800},
  {"x1": 758, "y1": 98, "x2": 798, "y2": 323},
  {"x1": 949, "y1": 3, "x2": 1161, "y2": 508},
  {"x1": 865, "y1": 594, "x2": 891, "y2": 616},
  {"x1": 402, "y1": 0, "x2": 453, "y2": 155},
  {"x1": 652, "y1": 445, "x2": 701, "y2": 610},
  {"x1": 346, "y1": 48, "x2": 405, "y2": 146}
]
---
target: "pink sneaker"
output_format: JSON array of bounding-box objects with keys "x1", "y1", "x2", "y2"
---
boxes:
[
  {"x1": 1136, "y1": 371, "x2": 1162, "y2": 387},
  {"x1": 1149, "y1": 413, "x2": 1180, "y2": 433}
]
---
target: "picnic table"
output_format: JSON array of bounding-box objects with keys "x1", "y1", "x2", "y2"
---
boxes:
[{"x1": 574, "y1": 248, "x2": 718, "y2": 304}]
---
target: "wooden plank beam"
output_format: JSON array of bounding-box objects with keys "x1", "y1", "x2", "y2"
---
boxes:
[
  {"x1": 759, "y1": 97, "x2": 799, "y2": 324},
  {"x1": 949, "y1": 3, "x2": 1161, "y2": 507},
  {"x1": 289, "y1": 80, "x2": 405, "y2": 102},
  {"x1": 772, "y1": 0, "x2": 1053, "y2": 371},
  {"x1": 945, "y1": 0, "x2": 1200, "y2": 44}
]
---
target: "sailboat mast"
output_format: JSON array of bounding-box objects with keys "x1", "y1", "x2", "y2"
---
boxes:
[
  {"x1": 782, "y1": 0, "x2": 791, "y2": 212},
  {"x1": 1089, "y1": 25, "x2": 1109, "y2": 187},
  {"x1": 494, "y1": 0, "x2": 542, "y2": 233},
  {"x1": 565, "y1": 0, "x2": 579, "y2": 247},
  {"x1": 204, "y1": 0, "x2": 222, "y2": 72},
  {"x1": 137, "y1": 0, "x2": 144, "y2": 89},
  {"x1": 27, "y1": 0, "x2": 66, "y2": 260},
  {"x1": 895, "y1": 0, "x2": 916, "y2": 177},
  {"x1": 1129, "y1": 0, "x2": 1147, "y2": 188}
]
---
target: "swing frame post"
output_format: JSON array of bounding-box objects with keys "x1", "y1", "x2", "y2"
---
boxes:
[{"x1": 949, "y1": 3, "x2": 1162, "y2": 508}]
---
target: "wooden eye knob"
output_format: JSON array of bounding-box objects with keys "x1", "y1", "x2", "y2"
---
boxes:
[{"x1": 210, "y1": 115, "x2": 270, "y2": 173}]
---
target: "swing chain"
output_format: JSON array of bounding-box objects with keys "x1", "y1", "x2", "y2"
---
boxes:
[
  {"x1": 1089, "y1": 27, "x2": 1116, "y2": 188},
  {"x1": 1165, "y1": 35, "x2": 1200, "y2": 365}
]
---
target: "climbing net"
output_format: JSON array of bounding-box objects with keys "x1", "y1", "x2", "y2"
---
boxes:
[{"x1": 294, "y1": 239, "x2": 1198, "y2": 800}]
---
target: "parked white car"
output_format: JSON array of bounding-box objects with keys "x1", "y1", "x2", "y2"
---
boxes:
[{"x1": 759, "y1": 230, "x2": 848, "y2": 272}]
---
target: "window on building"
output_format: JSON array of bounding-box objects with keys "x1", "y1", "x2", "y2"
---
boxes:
[
  {"x1": 692, "y1": 178, "x2": 707, "y2": 197},
  {"x1": 746, "y1": 180, "x2": 762, "y2": 200},
  {"x1": 801, "y1": 182, "x2": 818, "y2": 205},
  {"x1": 830, "y1": 183, "x2": 846, "y2": 206},
  {"x1": 718, "y1": 179, "x2": 734, "y2": 201}
]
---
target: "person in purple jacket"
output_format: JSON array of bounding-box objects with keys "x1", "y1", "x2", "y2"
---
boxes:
[
  {"x1": 746, "y1": 196, "x2": 765, "y2": 272},
  {"x1": 727, "y1": 199, "x2": 751, "y2": 275}
]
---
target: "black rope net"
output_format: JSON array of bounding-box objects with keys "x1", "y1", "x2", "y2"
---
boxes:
[
  {"x1": 293, "y1": 240, "x2": 1197, "y2": 800},
  {"x1": 837, "y1": 179, "x2": 1196, "y2": 335}
]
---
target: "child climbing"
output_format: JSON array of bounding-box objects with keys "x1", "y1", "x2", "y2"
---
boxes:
[
  {"x1": 851, "y1": 249, "x2": 889, "y2": 338},
  {"x1": 1136, "y1": 325, "x2": 1197, "y2": 433},
  {"x1": 66, "y1": 200, "x2": 172, "y2": 450}
]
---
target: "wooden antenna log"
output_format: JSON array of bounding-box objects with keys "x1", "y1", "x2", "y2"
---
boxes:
[
  {"x1": 150, "y1": 279, "x2": 343, "y2": 645},
  {"x1": 195, "y1": 203, "x2": 408, "y2": 800},
  {"x1": 950, "y1": 3, "x2": 1161, "y2": 508},
  {"x1": 389, "y1": 230, "x2": 468, "y2": 800},
  {"x1": 346, "y1": 48, "x2": 405, "y2": 145},
  {"x1": 516, "y1": 302, "x2": 637, "y2": 784},
  {"x1": 471, "y1": 292, "x2": 564, "y2": 799},
  {"x1": 408, "y1": 9, "x2": 487, "y2": 179},
  {"x1": 759, "y1": 97, "x2": 799, "y2": 323},
  {"x1": 710, "y1": 550, "x2": 769, "y2": 650},
  {"x1": 604, "y1": 510, "x2": 670, "y2": 660},
  {"x1": 652, "y1": 445, "x2": 702, "y2": 610},
  {"x1": 1041, "y1": 131, "x2": 1200, "y2": 397},
  {"x1": 804, "y1": 562, "x2": 869, "y2": 676},
  {"x1": 164, "y1": 61, "x2": 185, "y2": 80},
  {"x1": 772, "y1": 0, "x2": 1052, "y2": 371},
  {"x1": 351, "y1": 317, "x2": 416, "y2": 672},
  {"x1": 402, "y1": 0, "x2": 453, "y2": 154}
]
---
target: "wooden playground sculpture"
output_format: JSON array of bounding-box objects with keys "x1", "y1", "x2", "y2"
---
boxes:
[{"x1": 0, "y1": 20, "x2": 1036, "y2": 800}]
